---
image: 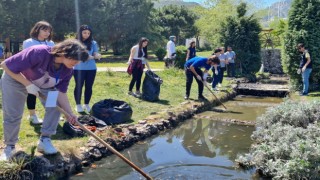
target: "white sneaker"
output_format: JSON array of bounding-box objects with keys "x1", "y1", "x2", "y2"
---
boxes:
[
  {"x1": 37, "y1": 138, "x2": 58, "y2": 155},
  {"x1": 29, "y1": 114, "x2": 43, "y2": 125},
  {"x1": 211, "y1": 87, "x2": 219, "y2": 91},
  {"x1": 0, "y1": 146, "x2": 16, "y2": 161},
  {"x1": 218, "y1": 83, "x2": 222, "y2": 88},
  {"x1": 135, "y1": 91, "x2": 142, "y2": 97},
  {"x1": 83, "y1": 104, "x2": 91, "y2": 112},
  {"x1": 75, "y1": 104, "x2": 84, "y2": 113}
]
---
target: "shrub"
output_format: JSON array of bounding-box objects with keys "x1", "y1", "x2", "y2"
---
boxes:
[
  {"x1": 175, "y1": 45, "x2": 187, "y2": 69},
  {"x1": 282, "y1": 0, "x2": 320, "y2": 89},
  {"x1": 237, "y1": 100, "x2": 320, "y2": 179},
  {"x1": 155, "y1": 47, "x2": 166, "y2": 61}
]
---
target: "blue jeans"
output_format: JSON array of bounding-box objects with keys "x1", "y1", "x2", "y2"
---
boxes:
[
  {"x1": 302, "y1": 68, "x2": 312, "y2": 94},
  {"x1": 227, "y1": 63, "x2": 235, "y2": 77}
]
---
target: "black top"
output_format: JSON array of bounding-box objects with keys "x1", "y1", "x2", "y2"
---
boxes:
[{"x1": 300, "y1": 50, "x2": 312, "y2": 69}]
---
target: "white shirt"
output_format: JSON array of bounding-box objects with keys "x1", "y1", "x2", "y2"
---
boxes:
[
  {"x1": 166, "y1": 40, "x2": 176, "y2": 58},
  {"x1": 131, "y1": 45, "x2": 146, "y2": 64}
]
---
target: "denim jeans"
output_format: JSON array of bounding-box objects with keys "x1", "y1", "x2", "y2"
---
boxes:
[
  {"x1": 211, "y1": 66, "x2": 221, "y2": 88},
  {"x1": 302, "y1": 68, "x2": 312, "y2": 94},
  {"x1": 227, "y1": 63, "x2": 235, "y2": 77}
]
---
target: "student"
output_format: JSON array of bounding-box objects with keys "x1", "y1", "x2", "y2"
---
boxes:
[
  {"x1": 128, "y1": 37, "x2": 151, "y2": 97},
  {"x1": 165, "y1": 35, "x2": 176, "y2": 67},
  {"x1": 184, "y1": 56, "x2": 219, "y2": 100},
  {"x1": 0, "y1": 39, "x2": 89, "y2": 160},
  {"x1": 186, "y1": 41, "x2": 196, "y2": 61},
  {"x1": 297, "y1": 43, "x2": 312, "y2": 96},
  {"x1": 23, "y1": 21, "x2": 55, "y2": 124},
  {"x1": 225, "y1": 46, "x2": 236, "y2": 77},
  {"x1": 74, "y1": 25, "x2": 101, "y2": 113},
  {"x1": 211, "y1": 48, "x2": 222, "y2": 91},
  {"x1": 218, "y1": 47, "x2": 227, "y2": 87}
]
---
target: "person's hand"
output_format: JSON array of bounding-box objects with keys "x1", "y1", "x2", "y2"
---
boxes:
[
  {"x1": 215, "y1": 69, "x2": 218, "y2": 75},
  {"x1": 203, "y1": 73, "x2": 208, "y2": 81},
  {"x1": 26, "y1": 84, "x2": 40, "y2": 96},
  {"x1": 302, "y1": 67, "x2": 306, "y2": 73},
  {"x1": 94, "y1": 53, "x2": 102, "y2": 60},
  {"x1": 67, "y1": 114, "x2": 78, "y2": 125},
  {"x1": 297, "y1": 69, "x2": 301, "y2": 74},
  {"x1": 196, "y1": 75, "x2": 202, "y2": 81}
]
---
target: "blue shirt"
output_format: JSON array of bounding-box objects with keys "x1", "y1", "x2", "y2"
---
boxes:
[
  {"x1": 74, "y1": 40, "x2": 99, "y2": 70},
  {"x1": 184, "y1": 57, "x2": 211, "y2": 70},
  {"x1": 23, "y1": 38, "x2": 55, "y2": 49}
]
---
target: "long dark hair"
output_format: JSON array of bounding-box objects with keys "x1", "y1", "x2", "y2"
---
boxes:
[
  {"x1": 77, "y1": 25, "x2": 93, "y2": 51},
  {"x1": 138, "y1": 37, "x2": 149, "y2": 58},
  {"x1": 189, "y1": 41, "x2": 195, "y2": 49},
  {"x1": 30, "y1": 21, "x2": 53, "y2": 41}
]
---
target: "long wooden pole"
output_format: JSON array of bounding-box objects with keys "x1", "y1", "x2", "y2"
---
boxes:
[{"x1": 39, "y1": 94, "x2": 153, "y2": 180}]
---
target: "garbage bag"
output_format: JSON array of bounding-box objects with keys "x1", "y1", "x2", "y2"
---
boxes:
[
  {"x1": 142, "y1": 70, "x2": 163, "y2": 101},
  {"x1": 91, "y1": 99, "x2": 133, "y2": 124}
]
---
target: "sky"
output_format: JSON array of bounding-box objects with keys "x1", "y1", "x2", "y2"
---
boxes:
[{"x1": 183, "y1": 0, "x2": 282, "y2": 7}]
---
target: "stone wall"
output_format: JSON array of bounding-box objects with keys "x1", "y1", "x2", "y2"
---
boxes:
[{"x1": 261, "y1": 49, "x2": 283, "y2": 74}]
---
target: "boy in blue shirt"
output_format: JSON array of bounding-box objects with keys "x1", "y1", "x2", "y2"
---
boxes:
[{"x1": 184, "y1": 56, "x2": 220, "y2": 100}]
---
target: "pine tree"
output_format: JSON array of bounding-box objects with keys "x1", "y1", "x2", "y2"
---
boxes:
[
  {"x1": 282, "y1": 0, "x2": 320, "y2": 88},
  {"x1": 220, "y1": 2, "x2": 261, "y2": 78}
]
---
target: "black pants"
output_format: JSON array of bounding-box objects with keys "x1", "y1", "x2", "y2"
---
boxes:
[
  {"x1": 74, "y1": 70, "x2": 97, "y2": 104},
  {"x1": 27, "y1": 94, "x2": 37, "y2": 110},
  {"x1": 129, "y1": 67, "x2": 143, "y2": 92},
  {"x1": 219, "y1": 67, "x2": 226, "y2": 84},
  {"x1": 185, "y1": 68, "x2": 204, "y2": 97}
]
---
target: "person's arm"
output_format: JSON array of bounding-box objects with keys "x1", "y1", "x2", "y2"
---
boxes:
[
  {"x1": 145, "y1": 60, "x2": 151, "y2": 70},
  {"x1": 128, "y1": 47, "x2": 135, "y2": 63},
  {"x1": 186, "y1": 49, "x2": 190, "y2": 61},
  {"x1": 57, "y1": 92, "x2": 77, "y2": 124},
  {"x1": 190, "y1": 65, "x2": 202, "y2": 80},
  {"x1": 92, "y1": 41, "x2": 101, "y2": 60},
  {"x1": 302, "y1": 52, "x2": 311, "y2": 72}
]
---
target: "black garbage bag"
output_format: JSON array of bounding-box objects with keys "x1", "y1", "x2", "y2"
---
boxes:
[
  {"x1": 91, "y1": 99, "x2": 133, "y2": 124},
  {"x1": 63, "y1": 115, "x2": 107, "y2": 137},
  {"x1": 142, "y1": 70, "x2": 163, "y2": 102}
]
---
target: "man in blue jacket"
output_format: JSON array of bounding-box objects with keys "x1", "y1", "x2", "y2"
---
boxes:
[{"x1": 184, "y1": 56, "x2": 220, "y2": 100}]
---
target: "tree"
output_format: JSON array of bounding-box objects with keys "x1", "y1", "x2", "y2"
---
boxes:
[
  {"x1": 220, "y1": 2, "x2": 262, "y2": 78},
  {"x1": 282, "y1": 0, "x2": 320, "y2": 87},
  {"x1": 152, "y1": 5, "x2": 198, "y2": 45}
]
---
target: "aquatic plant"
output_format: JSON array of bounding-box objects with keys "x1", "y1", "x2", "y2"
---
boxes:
[{"x1": 237, "y1": 100, "x2": 320, "y2": 179}]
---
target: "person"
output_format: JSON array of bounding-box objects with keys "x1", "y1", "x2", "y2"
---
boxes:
[
  {"x1": 0, "y1": 39, "x2": 89, "y2": 161},
  {"x1": 0, "y1": 45, "x2": 3, "y2": 59},
  {"x1": 73, "y1": 25, "x2": 101, "y2": 113},
  {"x1": 127, "y1": 37, "x2": 151, "y2": 97},
  {"x1": 225, "y1": 46, "x2": 236, "y2": 77},
  {"x1": 211, "y1": 49, "x2": 222, "y2": 91},
  {"x1": 218, "y1": 47, "x2": 227, "y2": 87},
  {"x1": 186, "y1": 41, "x2": 196, "y2": 61},
  {"x1": 184, "y1": 56, "x2": 219, "y2": 101},
  {"x1": 297, "y1": 43, "x2": 312, "y2": 96},
  {"x1": 23, "y1": 21, "x2": 55, "y2": 124},
  {"x1": 165, "y1": 35, "x2": 176, "y2": 67}
]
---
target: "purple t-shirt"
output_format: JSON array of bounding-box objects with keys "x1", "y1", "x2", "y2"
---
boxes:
[{"x1": 5, "y1": 45, "x2": 73, "y2": 93}]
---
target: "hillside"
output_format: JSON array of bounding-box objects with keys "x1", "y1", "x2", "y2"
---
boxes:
[
  {"x1": 261, "y1": 0, "x2": 292, "y2": 21},
  {"x1": 153, "y1": 0, "x2": 200, "y2": 8}
]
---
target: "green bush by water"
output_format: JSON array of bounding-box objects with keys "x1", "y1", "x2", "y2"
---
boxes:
[{"x1": 237, "y1": 100, "x2": 320, "y2": 179}]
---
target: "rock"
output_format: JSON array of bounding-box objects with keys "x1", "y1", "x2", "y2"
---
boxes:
[
  {"x1": 114, "y1": 127, "x2": 122, "y2": 133},
  {"x1": 88, "y1": 148, "x2": 102, "y2": 161},
  {"x1": 138, "y1": 120, "x2": 147, "y2": 124}
]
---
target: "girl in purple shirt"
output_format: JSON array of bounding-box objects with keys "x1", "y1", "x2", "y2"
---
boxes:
[{"x1": 0, "y1": 39, "x2": 88, "y2": 161}]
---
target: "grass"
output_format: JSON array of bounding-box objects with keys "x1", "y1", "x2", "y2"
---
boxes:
[
  {"x1": 0, "y1": 67, "x2": 229, "y2": 153},
  {"x1": 96, "y1": 60, "x2": 165, "y2": 69},
  {"x1": 196, "y1": 51, "x2": 212, "y2": 57}
]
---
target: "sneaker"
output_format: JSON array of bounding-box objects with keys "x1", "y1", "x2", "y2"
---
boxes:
[
  {"x1": 75, "y1": 104, "x2": 84, "y2": 113},
  {"x1": 218, "y1": 83, "x2": 222, "y2": 88},
  {"x1": 299, "y1": 92, "x2": 308, "y2": 96},
  {"x1": 184, "y1": 95, "x2": 189, "y2": 100},
  {"x1": 135, "y1": 91, "x2": 142, "y2": 97},
  {"x1": 198, "y1": 95, "x2": 208, "y2": 101},
  {"x1": 0, "y1": 146, "x2": 15, "y2": 161},
  {"x1": 211, "y1": 87, "x2": 219, "y2": 91},
  {"x1": 37, "y1": 137, "x2": 58, "y2": 155},
  {"x1": 128, "y1": 91, "x2": 134, "y2": 96},
  {"x1": 83, "y1": 104, "x2": 91, "y2": 112},
  {"x1": 29, "y1": 114, "x2": 43, "y2": 125}
]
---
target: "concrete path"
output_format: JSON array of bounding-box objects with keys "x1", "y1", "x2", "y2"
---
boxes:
[{"x1": 97, "y1": 67, "x2": 163, "y2": 72}]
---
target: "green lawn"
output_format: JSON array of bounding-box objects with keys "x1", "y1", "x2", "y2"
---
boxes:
[
  {"x1": 96, "y1": 60, "x2": 165, "y2": 69},
  {"x1": 196, "y1": 51, "x2": 212, "y2": 57},
  {"x1": 0, "y1": 67, "x2": 229, "y2": 153}
]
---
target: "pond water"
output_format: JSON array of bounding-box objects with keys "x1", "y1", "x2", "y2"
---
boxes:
[{"x1": 71, "y1": 96, "x2": 282, "y2": 180}]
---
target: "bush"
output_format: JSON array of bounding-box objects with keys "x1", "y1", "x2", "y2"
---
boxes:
[
  {"x1": 175, "y1": 45, "x2": 187, "y2": 69},
  {"x1": 237, "y1": 100, "x2": 320, "y2": 179},
  {"x1": 155, "y1": 47, "x2": 166, "y2": 61},
  {"x1": 282, "y1": 0, "x2": 320, "y2": 89}
]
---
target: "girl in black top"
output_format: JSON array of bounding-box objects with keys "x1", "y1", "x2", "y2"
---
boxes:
[{"x1": 186, "y1": 41, "x2": 196, "y2": 61}]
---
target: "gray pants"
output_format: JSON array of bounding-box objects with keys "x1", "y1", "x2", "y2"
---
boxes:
[{"x1": 1, "y1": 73, "x2": 61, "y2": 146}]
